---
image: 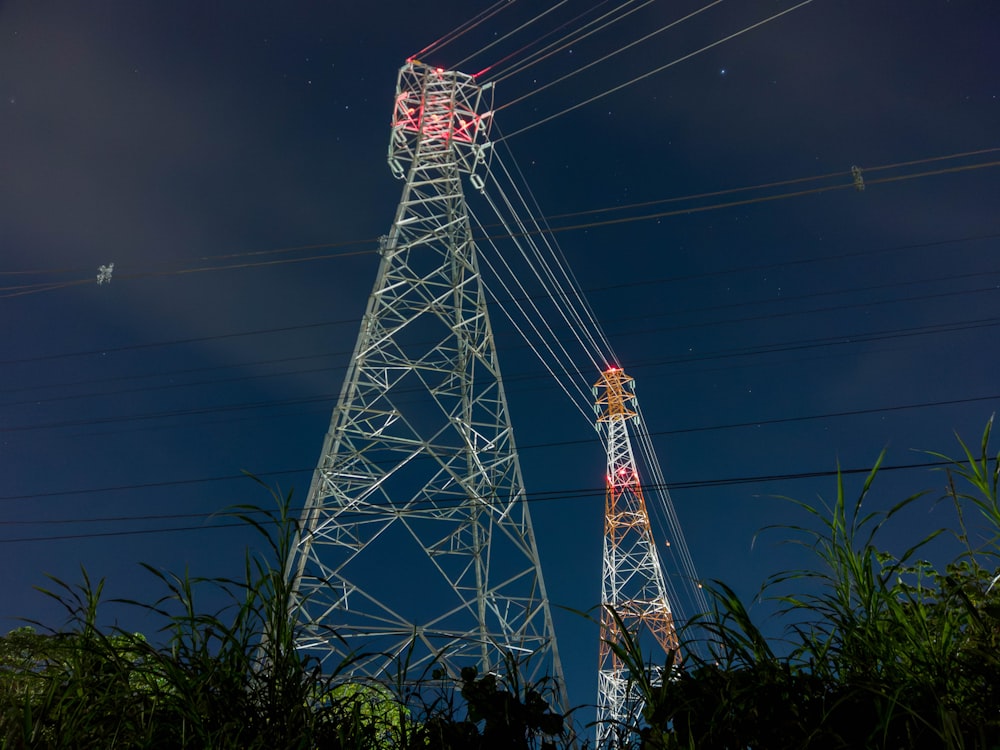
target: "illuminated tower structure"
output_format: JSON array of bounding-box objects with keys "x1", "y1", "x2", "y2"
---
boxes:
[
  {"x1": 595, "y1": 366, "x2": 679, "y2": 746},
  {"x1": 287, "y1": 61, "x2": 566, "y2": 698}
]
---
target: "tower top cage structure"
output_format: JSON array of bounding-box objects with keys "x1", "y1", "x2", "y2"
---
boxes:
[{"x1": 389, "y1": 60, "x2": 493, "y2": 183}]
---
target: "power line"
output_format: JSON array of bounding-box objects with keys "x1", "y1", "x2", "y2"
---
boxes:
[
  {"x1": 4, "y1": 224, "x2": 996, "y2": 372},
  {"x1": 496, "y1": 0, "x2": 818, "y2": 140},
  {"x1": 534, "y1": 148, "x2": 1000, "y2": 225},
  {"x1": 514, "y1": 161, "x2": 1000, "y2": 236},
  {"x1": 0, "y1": 351, "x2": 336, "y2": 397},
  {"x1": 410, "y1": 0, "x2": 517, "y2": 62},
  {"x1": 3, "y1": 269, "x2": 994, "y2": 415},
  {"x1": 0, "y1": 459, "x2": 959, "y2": 544},
  {"x1": 482, "y1": 0, "x2": 655, "y2": 82},
  {"x1": 4, "y1": 392, "x2": 996, "y2": 505},
  {"x1": 0, "y1": 319, "x2": 354, "y2": 366},
  {"x1": 2, "y1": 149, "x2": 995, "y2": 299},
  {"x1": 0, "y1": 393, "x2": 336, "y2": 434},
  {"x1": 0, "y1": 246, "x2": 378, "y2": 300},
  {"x1": 496, "y1": 0, "x2": 725, "y2": 111},
  {"x1": 454, "y1": 0, "x2": 575, "y2": 70},
  {"x1": 4, "y1": 310, "x2": 998, "y2": 436},
  {"x1": 0, "y1": 364, "x2": 339, "y2": 409}
]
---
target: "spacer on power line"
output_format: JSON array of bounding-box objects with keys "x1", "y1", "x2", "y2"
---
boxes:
[
  {"x1": 851, "y1": 165, "x2": 865, "y2": 192},
  {"x1": 96, "y1": 263, "x2": 115, "y2": 285}
]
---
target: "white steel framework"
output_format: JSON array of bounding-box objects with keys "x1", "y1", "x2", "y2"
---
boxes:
[
  {"x1": 595, "y1": 367, "x2": 678, "y2": 747},
  {"x1": 287, "y1": 61, "x2": 566, "y2": 697}
]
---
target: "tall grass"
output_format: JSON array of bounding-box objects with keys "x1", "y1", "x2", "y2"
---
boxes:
[
  {"x1": 600, "y1": 420, "x2": 1000, "y2": 749},
  {"x1": 0, "y1": 484, "x2": 570, "y2": 749},
  {"x1": 6, "y1": 423, "x2": 999, "y2": 748}
]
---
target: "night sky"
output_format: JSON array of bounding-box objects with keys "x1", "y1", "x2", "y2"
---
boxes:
[{"x1": 2, "y1": 0, "x2": 999, "y2": 712}]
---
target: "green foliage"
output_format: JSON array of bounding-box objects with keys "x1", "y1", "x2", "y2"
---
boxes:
[
  {"x1": 457, "y1": 665, "x2": 564, "y2": 748},
  {"x1": 10, "y1": 423, "x2": 999, "y2": 748},
  {"x1": 600, "y1": 419, "x2": 1000, "y2": 749},
  {"x1": 0, "y1": 483, "x2": 570, "y2": 749}
]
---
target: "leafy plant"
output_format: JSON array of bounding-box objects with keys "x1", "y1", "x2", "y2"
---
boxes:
[
  {"x1": 0, "y1": 482, "x2": 570, "y2": 749},
  {"x1": 599, "y1": 420, "x2": 1000, "y2": 749}
]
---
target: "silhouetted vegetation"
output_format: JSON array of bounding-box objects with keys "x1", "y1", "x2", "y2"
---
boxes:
[
  {"x1": 3, "y1": 422, "x2": 1000, "y2": 748},
  {"x1": 0, "y1": 492, "x2": 569, "y2": 749},
  {"x1": 609, "y1": 418, "x2": 1000, "y2": 749}
]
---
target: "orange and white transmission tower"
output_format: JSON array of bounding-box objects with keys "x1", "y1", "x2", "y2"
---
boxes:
[{"x1": 595, "y1": 366, "x2": 678, "y2": 747}]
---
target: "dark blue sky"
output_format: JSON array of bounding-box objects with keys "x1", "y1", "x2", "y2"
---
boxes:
[{"x1": 2, "y1": 0, "x2": 999, "y2": 711}]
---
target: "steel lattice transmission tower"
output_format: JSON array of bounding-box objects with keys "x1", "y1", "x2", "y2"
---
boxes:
[
  {"x1": 595, "y1": 366, "x2": 679, "y2": 747},
  {"x1": 286, "y1": 61, "x2": 566, "y2": 695}
]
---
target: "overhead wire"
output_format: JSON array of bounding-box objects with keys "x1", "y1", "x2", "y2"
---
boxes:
[
  {"x1": 0, "y1": 318, "x2": 351, "y2": 366},
  {"x1": 485, "y1": 0, "x2": 655, "y2": 83},
  {"x1": 475, "y1": 0, "x2": 622, "y2": 80},
  {"x1": 495, "y1": 0, "x2": 818, "y2": 141},
  {"x1": 492, "y1": 135, "x2": 615, "y2": 359},
  {"x1": 5, "y1": 276, "x2": 996, "y2": 420},
  {"x1": 409, "y1": 0, "x2": 517, "y2": 63},
  {"x1": 455, "y1": 0, "x2": 575, "y2": 71},
  {"x1": 623, "y1": 283, "x2": 1000, "y2": 341},
  {"x1": 0, "y1": 458, "x2": 962, "y2": 544},
  {"x1": 2, "y1": 0, "x2": 996, "y2": 609},
  {"x1": 4, "y1": 3, "x2": 996, "y2": 667},
  {"x1": 471, "y1": 14, "x2": 988, "y2": 625},
  {"x1": 0, "y1": 350, "x2": 337, "y2": 395},
  {"x1": 509, "y1": 160, "x2": 1000, "y2": 236},
  {"x1": 595, "y1": 231, "x2": 1000, "y2": 295},
  {"x1": 633, "y1": 408, "x2": 710, "y2": 615},
  {"x1": 479, "y1": 165, "x2": 606, "y2": 381},
  {"x1": 3, "y1": 227, "x2": 997, "y2": 378},
  {"x1": 7, "y1": 238, "x2": 991, "y2": 562},
  {"x1": 7, "y1": 321, "x2": 998, "y2": 437},
  {"x1": 3, "y1": 262, "x2": 997, "y2": 427},
  {"x1": 0, "y1": 246, "x2": 377, "y2": 300},
  {"x1": 5, "y1": 392, "x2": 998, "y2": 504},
  {"x1": 472, "y1": 129, "x2": 619, "y2": 417},
  {"x1": 5, "y1": 305, "x2": 999, "y2": 435},
  {"x1": 480, "y1": 128, "x2": 710, "y2": 626},
  {"x1": 540, "y1": 147, "x2": 1000, "y2": 225},
  {"x1": 475, "y1": 260, "x2": 594, "y2": 423},
  {"x1": 475, "y1": 143, "x2": 714, "y2": 619},
  {"x1": 469, "y1": 204, "x2": 596, "y2": 424},
  {"x1": 496, "y1": 0, "x2": 725, "y2": 110},
  {"x1": 1, "y1": 148, "x2": 997, "y2": 301},
  {"x1": 10, "y1": 154, "x2": 992, "y2": 303},
  {"x1": 0, "y1": 280, "x2": 90, "y2": 299}
]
